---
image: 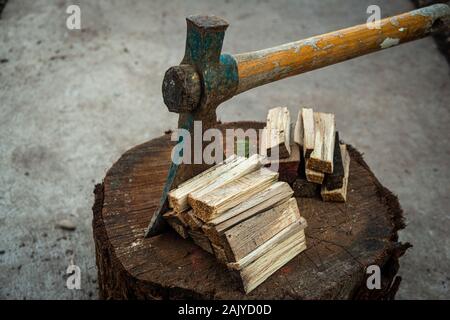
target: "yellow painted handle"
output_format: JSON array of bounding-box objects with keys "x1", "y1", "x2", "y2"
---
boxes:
[{"x1": 234, "y1": 4, "x2": 450, "y2": 94}]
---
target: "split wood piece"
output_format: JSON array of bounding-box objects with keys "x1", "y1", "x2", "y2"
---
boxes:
[
  {"x1": 293, "y1": 147, "x2": 320, "y2": 197},
  {"x1": 293, "y1": 107, "x2": 303, "y2": 146},
  {"x1": 168, "y1": 154, "x2": 245, "y2": 213},
  {"x1": 179, "y1": 209, "x2": 203, "y2": 230},
  {"x1": 305, "y1": 166, "x2": 324, "y2": 184},
  {"x1": 222, "y1": 197, "x2": 301, "y2": 262},
  {"x1": 306, "y1": 112, "x2": 335, "y2": 174},
  {"x1": 201, "y1": 182, "x2": 293, "y2": 259},
  {"x1": 188, "y1": 230, "x2": 214, "y2": 254},
  {"x1": 300, "y1": 108, "x2": 315, "y2": 158},
  {"x1": 227, "y1": 220, "x2": 307, "y2": 294},
  {"x1": 265, "y1": 107, "x2": 291, "y2": 159},
  {"x1": 264, "y1": 142, "x2": 300, "y2": 184},
  {"x1": 162, "y1": 211, "x2": 189, "y2": 239},
  {"x1": 324, "y1": 131, "x2": 344, "y2": 190},
  {"x1": 207, "y1": 181, "x2": 293, "y2": 228},
  {"x1": 190, "y1": 167, "x2": 279, "y2": 222},
  {"x1": 187, "y1": 154, "x2": 265, "y2": 211},
  {"x1": 321, "y1": 144, "x2": 350, "y2": 202}
]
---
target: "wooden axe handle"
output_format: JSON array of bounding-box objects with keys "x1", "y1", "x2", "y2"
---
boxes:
[{"x1": 234, "y1": 4, "x2": 450, "y2": 94}]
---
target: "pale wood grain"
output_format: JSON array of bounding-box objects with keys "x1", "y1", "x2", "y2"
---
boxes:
[
  {"x1": 187, "y1": 154, "x2": 265, "y2": 208},
  {"x1": 191, "y1": 167, "x2": 278, "y2": 222},
  {"x1": 265, "y1": 107, "x2": 291, "y2": 159},
  {"x1": 208, "y1": 181, "x2": 293, "y2": 228},
  {"x1": 294, "y1": 108, "x2": 303, "y2": 146},
  {"x1": 240, "y1": 232, "x2": 306, "y2": 293},
  {"x1": 301, "y1": 108, "x2": 315, "y2": 158},
  {"x1": 168, "y1": 155, "x2": 245, "y2": 212},
  {"x1": 224, "y1": 198, "x2": 301, "y2": 261},
  {"x1": 227, "y1": 218, "x2": 307, "y2": 271},
  {"x1": 307, "y1": 112, "x2": 335, "y2": 173}
]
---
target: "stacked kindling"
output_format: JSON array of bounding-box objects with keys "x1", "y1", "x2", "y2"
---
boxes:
[
  {"x1": 261, "y1": 106, "x2": 350, "y2": 201},
  {"x1": 293, "y1": 107, "x2": 350, "y2": 201},
  {"x1": 164, "y1": 154, "x2": 307, "y2": 294}
]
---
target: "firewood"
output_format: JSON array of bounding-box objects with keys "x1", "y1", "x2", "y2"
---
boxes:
[
  {"x1": 227, "y1": 220, "x2": 307, "y2": 294},
  {"x1": 168, "y1": 154, "x2": 245, "y2": 212},
  {"x1": 265, "y1": 107, "x2": 291, "y2": 159},
  {"x1": 190, "y1": 167, "x2": 278, "y2": 222},
  {"x1": 162, "y1": 210, "x2": 189, "y2": 239},
  {"x1": 201, "y1": 182, "x2": 293, "y2": 261},
  {"x1": 300, "y1": 108, "x2": 315, "y2": 158},
  {"x1": 264, "y1": 142, "x2": 300, "y2": 184},
  {"x1": 306, "y1": 112, "x2": 335, "y2": 174},
  {"x1": 187, "y1": 154, "x2": 265, "y2": 210},
  {"x1": 261, "y1": 124, "x2": 300, "y2": 184},
  {"x1": 321, "y1": 144, "x2": 350, "y2": 202},
  {"x1": 188, "y1": 230, "x2": 214, "y2": 254},
  {"x1": 179, "y1": 209, "x2": 203, "y2": 230},
  {"x1": 293, "y1": 108, "x2": 303, "y2": 146},
  {"x1": 293, "y1": 148, "x2": 320, "y2": 196},
  {"x1": 211, "y1": 243, "x2": 228, "y2": 263},
  {"x1": 324, "y1": 132, "x2": 344, "y2": 190},
  {"x1": 207, "y1": 181, "x2": 293, "y2": 228},
  {"x1": 222, "y1": 198, "x2": 301, "y2": 262},
  {"x1": 305, "y1": 166, "x2": 324, "y2": 184}
]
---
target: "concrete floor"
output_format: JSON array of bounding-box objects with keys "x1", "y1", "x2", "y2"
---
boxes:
[{"x1": 0, "y1": 0, "x2": 449, "y2": 299}]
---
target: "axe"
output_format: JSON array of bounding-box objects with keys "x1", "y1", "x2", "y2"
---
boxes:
[{"x1": 145, "y1": 3, "x2": 450, "y2": 237}]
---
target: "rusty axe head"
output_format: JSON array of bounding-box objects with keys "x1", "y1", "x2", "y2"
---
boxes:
[{"x1": 162, "y1": 15, "x2": 238, "y2": 126}]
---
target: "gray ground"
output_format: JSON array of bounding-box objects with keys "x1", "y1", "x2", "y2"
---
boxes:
[{"x1": 0, "y1": 0, "x2": 449, "y2": 300}]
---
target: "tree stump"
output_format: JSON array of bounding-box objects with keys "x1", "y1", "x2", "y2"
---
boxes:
[{"x1": 92, "y1": 122, "x2": 410, "y2": 300}]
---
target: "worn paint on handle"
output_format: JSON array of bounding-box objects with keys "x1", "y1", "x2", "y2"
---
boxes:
[{"x1": 234, "y1": 3, "x2": 450, "y2": 94}]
